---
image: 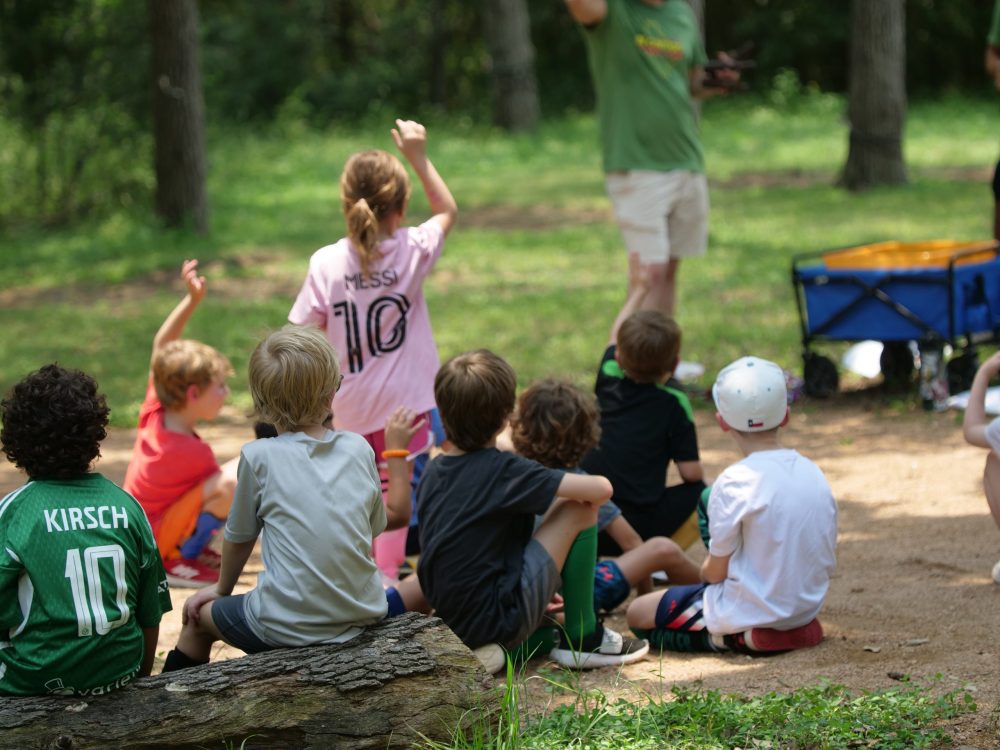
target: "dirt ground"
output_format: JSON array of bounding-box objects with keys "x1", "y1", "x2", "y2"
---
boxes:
[{"x1": 2, "y1": 393, "x2": 999, "y2": 746}]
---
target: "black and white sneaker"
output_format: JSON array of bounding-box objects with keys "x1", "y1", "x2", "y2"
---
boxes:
[{"x1": 550, "y1": 625, "x2": 649, "y2": 670}]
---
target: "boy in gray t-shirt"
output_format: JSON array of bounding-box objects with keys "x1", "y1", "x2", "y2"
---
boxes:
[{"x1": 162, "y1": 326, "x2": 422, "y2": 671}]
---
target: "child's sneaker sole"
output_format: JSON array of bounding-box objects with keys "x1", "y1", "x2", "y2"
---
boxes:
[
  {"x1": 550, "y1": 626, "x2": 649, "y2": 670},
  {"x1": 164, "y1": 559, "x2": 219, "y2": 588},
  {"x1": 744, "y1": 618, "x2": 823, "y2": 652}
]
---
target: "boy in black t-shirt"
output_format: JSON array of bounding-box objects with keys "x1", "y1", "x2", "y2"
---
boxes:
[
  {"x1": 417, "y1": 350, "x2": 649, "y2": 670},
  {"x1": 580, "y1": 257, "x2": 706, "y2": 552}
]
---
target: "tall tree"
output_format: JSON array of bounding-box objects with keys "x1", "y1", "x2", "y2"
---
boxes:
[
  {"x1": 841, "y1": 0, "x2": 907, "y2": 191},
  {"x1": 482, "y1": 0, "x2": 539, "y2": 131},
  {"x1": 149, "y1": 0, "x2": 209, "y2": 233}
]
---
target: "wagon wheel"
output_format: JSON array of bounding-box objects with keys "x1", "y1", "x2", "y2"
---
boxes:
[
  {"x1": 803, "y1": 352, "x2": 838, "y2": 398},
  {"x1": 947, "y1": 349, "x2": 979, "y2": 395},
  {"x1": 879, "y1": 341, "x2": 916, "y2": 392}
]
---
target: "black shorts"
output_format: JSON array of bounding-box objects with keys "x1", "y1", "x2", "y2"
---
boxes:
[{"x1": 598, "y1": 480, "x2": 705, "y2": 555}]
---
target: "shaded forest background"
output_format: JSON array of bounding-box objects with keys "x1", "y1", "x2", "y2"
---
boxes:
[{"x1": 0, "y1": 0, "x2": 995, "y2": 227}]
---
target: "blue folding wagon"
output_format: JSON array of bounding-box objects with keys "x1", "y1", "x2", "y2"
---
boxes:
[{"x1": 791, "y1": 240, "x2": 1000, "y2": 403}]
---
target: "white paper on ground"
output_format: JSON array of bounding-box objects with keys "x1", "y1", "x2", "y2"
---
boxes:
[
  {"x1": 675, "y1": 361, "x2": 705, "y2": 381},
  {"x1": 947, "y1": 386, "x2": 1000, "y2": 414},
  {"x1": 841, "y1": 340, "x2": 884, "y2": 379}
]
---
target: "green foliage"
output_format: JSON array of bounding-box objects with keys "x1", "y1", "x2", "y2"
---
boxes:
[
  {"x1": 420, "y1": 671, "x2": 975, "y2": 750},
  {"x1": 0, "y1": 0, "x2": 150, "y2": 225},
  {"x1": 2, "y1": 0, "x2": 997, "y2": 226},
  {"x1": 705, "y1": 0, "x2": 997, "y2": 95},
  {"x1": 200, "y1": 0, "x2": 489, "y2": 126}
]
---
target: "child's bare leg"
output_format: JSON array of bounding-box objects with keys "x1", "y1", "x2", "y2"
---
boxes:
[
  {"x1": 175, "y1": 601, "x2": 225, "y2": 662},
  {"x1": 616, "y1": 537, "x2": 701, "y2": 587},
  {"x1": 626, "y1": 591, "x2": 664, "y2": 631},
  {"x1": 534, "y1": 499, "x2": 600, "y2": 569},
  {"x1": 202, "y1": 456, "x2": 238, "y2": 517},
  {"x1": 395, "y1": 574, "x2": 430, "y2": 614},
  {"x1": 604, "y1": 516, "x2": 649, "y2": 590},
  {"x1": 605, "y1": 516, "x2": 642, "y2": 552},
  {"x1": 179, "y1": 459, "x2": 238, "y2": 560}
]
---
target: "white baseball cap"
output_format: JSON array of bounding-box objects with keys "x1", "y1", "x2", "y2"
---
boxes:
[{"x1": 712, "y1": 356, "x2": 788, "y2": 432}]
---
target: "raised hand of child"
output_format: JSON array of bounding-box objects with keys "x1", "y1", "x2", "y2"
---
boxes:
[
  {"x1": 391, "y1": 119, "x2": 428, "y2": 165},
  {"x1": 181, "y1": 258, "x2": 206, "y2": 305},
  {"x1": 384, "y1": 406, "x2": 426, "y2": 452}
]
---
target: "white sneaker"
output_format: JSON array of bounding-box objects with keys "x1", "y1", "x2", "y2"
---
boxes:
[
  {"x1": 550, "y1": 625, "x2": 650, "y2": 670},
  {"x1": 472, "y1": 643, "x2": 507, "y2": 675},
  {"x1": 991, "y1": 559, "x2": 1000, "y2": 584},
  {"x1": 674, "y1": 361, "x2": 705, "y2": 381}
]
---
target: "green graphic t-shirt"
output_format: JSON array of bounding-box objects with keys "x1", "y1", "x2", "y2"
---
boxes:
[
  {"x1": 584, "y1": 0, "x2": 707, "y2": 173},
  {"x1": 0, "y1": 474, "x2": 172, "y2": 696}
]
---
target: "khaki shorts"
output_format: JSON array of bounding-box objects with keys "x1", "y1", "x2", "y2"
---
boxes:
[{"x1": 605, "y1": 170, "x2": 709, "y2": 264}]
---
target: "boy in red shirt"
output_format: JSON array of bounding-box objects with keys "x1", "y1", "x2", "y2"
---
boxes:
[{"x1": 123, "y1": 259, "x2": 237, "y2": 587}]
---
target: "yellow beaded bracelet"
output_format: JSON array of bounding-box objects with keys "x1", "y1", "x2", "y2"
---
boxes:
[{"x1": 382, "y1": 449, "x2": 409, "y2": 459}]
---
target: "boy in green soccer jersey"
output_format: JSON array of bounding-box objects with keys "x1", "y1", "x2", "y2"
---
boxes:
[{"x1": 0, "y1": 364, "x2": 172, "y2": 696}]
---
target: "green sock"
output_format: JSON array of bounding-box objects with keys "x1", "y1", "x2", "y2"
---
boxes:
[
  {"x1": 511, "y1": 626, "x2": 556, "y2": 664},
  {"x1": 698, "y1": 485, "x2": 712, "y2": 549},
  {"x1": 634, "y1": 626, "x2": 717, "y2": 653},
  {"x1": 560, "y1": 524, "x2": 598, "y2": 649}
]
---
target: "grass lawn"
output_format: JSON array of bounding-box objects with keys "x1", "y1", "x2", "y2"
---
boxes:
[{"x1": 1, "y1": 94, "x2": 998, "y2": 429}]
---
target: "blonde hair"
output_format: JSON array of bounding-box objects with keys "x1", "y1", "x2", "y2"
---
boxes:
[
  {"x1": 152, "y1": 340, "x2": 232, "y2": 410},
  {"x1": 510, "y1": 379, "x2": 601, "y2": 469},
  {"x1": 249, "y1": 326, "x2": 341, "y2": 432},
  {"x1": 434, "y1": 350, "x2": 516, "y2": 452},
  {"x1": 340, "y1": 150, "x2": 411, "y2": 276},
  {"x1": 617, "y1": 311, "x2": 682, "y2": 383}
]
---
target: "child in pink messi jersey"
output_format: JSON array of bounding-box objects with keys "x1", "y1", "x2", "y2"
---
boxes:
[{"x1": 289, "y1": 119, "x2": 457, "y2": 581}]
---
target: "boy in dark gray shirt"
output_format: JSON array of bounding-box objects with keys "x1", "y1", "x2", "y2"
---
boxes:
[{"x1": 417, "y1": 349, "x2": 649, "y2": 669}]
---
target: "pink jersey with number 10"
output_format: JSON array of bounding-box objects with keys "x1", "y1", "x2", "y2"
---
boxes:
[{"x1": 288, "y1": 220, "x2": 445, "y2": 436}]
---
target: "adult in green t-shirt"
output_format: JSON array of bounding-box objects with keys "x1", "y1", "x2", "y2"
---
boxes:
[
  {"x1": 987, "y1": 0, "x2": 1000, "y2": 240},
  {"x1": 0, "y1": 364, "x2": 172, "y2": 696},
  {"x1": 565, "y1": 0, "x2": 735, "y2": 319}
]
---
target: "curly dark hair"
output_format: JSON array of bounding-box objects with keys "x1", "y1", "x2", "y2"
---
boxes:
[
  {"x1": 510, "y1": 378, "x2": 601, "y2": 469},
  {"x1": 1, "y1": 364, "x2": 109, "y2": 480}
]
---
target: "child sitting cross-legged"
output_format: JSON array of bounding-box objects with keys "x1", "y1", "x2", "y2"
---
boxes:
[
  {"x1": 123, "y1": 259, "x2": 239, "y2": 588},
  {"x1": 627, "y1": 357, "x2": 838, "y2": 654},
  {"x1": 162, "y1": 326, "x2": 422, "y2": 671},
  {"x1": 1, "y1": 365, "x2": 171, "y2": 695},
  {"x1": 416, "y1": 350, "x2": 649, "y2": 671},
  {"x1": 507, "y1": 378, "x2": 702, "y2": 614}
]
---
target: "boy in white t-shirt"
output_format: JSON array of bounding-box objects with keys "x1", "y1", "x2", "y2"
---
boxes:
[
  {"x1": 627, "y1": 356, "x2": 838, "y2": 654},
  {"x1": 961, "y1": 351, "x2": 1000, "y2": 583}
]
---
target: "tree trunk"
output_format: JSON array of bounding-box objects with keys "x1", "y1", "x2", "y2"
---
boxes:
[
  {"x1": 0, "y1": 614, "x2": 499, "y2": 750},
  {"x1": 429, "y1": 0, "x2": 448, "y2": 107},
  {"x1": 149, "y1": 0, "x2": 209, "y2": 233},
  {"x1": 840, "y1": 0, "x2": 907, "y2": 191},
  {"x1": 482, "y1": 0, "x2": 540, "y2": 131}
]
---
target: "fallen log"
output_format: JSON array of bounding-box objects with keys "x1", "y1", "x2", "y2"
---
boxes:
[{"x1": 0, "y1": 613, "x2": 500, "y2": 750}]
